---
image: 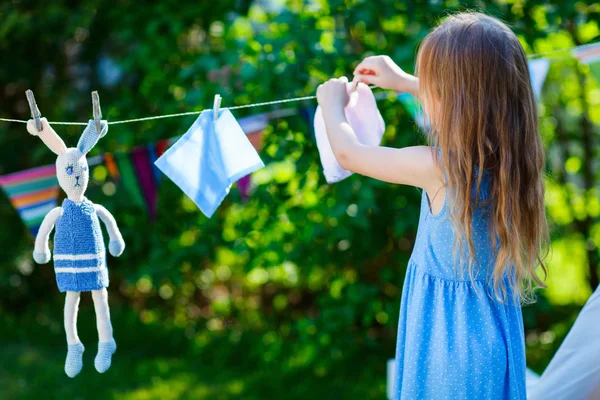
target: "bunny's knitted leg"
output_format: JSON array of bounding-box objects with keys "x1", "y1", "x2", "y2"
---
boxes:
[
  {"x1": 92, "y1": 288, "x2": 116, "y2": 373},
  {"x1": 64, "y1": 291, "x2": 85, "y2": 378}
]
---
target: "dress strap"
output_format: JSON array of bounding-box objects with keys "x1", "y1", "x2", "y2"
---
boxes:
[{"x1": 426, "y1": 185, "x2": 445, "y2": 215}]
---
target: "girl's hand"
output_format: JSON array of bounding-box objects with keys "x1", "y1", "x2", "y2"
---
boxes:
[
  {"x1": 353, "y1": 56, "x2": 419, "y2": 96},
  {"x1": 316, "y1": 77, "x2": 350, "y2": 114}
]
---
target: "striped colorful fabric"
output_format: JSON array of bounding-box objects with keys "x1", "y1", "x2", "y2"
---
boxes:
[
  {"x1": 574, "y1": 42, "x2": 600, "y2": 63},
  {"x1": 104, "y1": 152, "x2": 120, "y2": 182},
  {"x1": 0, "y1": 164, "x2": 60, "y2": 236},
  {"x1": 236, "y1": 114, "x2": 268, "y2": 201},
  {"x1": 149, "y1": 140, "x2": 169, "y2": 184},
  {"x1": 131, "y1": 146, "x2": 158, "y2": 220},
  {"x1": 115, "y1": 152, "x2": 146, "y2": 211}
]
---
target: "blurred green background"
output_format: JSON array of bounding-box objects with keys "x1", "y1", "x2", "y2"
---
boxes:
[{"x1": 1, "y1": 1, "x2": 599, "y2": 399}]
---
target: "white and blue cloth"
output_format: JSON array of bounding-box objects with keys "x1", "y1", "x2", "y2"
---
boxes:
[
  {"x1": 155, "y1": 109, "x2": 264, "y2": 217},
  {"x1": 53, "y1": 198, "x2": 108, "y2": 292}
]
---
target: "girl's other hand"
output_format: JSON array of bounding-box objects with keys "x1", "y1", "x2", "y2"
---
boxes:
[
  {"x1": 353, "y1": 56, "x2": 419, "y2": 96},
  {"x1": 316, "y1": 77, "x2": 350, "y2": 114}
]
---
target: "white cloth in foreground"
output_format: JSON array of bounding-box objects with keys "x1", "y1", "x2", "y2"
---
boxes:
[
  {"x1": 314, "y1": 82, "x2": 385, "y2": 183},
  {"x1": 527, "y1": 286, "x2": 600, "y2": 400}
]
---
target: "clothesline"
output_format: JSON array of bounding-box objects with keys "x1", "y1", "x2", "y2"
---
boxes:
[
  {"x1": 527, "y1": 42, "x2": 595, "y2": 60},
  {"x1": 0, "y1": 88, "x2": 383, "y2": 126},
  {"x1": 0, "y1": 94, "x2": 319, "y2": 126},
  {"x1": 0, "y1": 40, "x2": 597, "y2": 127},
  {"x1": 109, "y1": 94, "x2": 318, "y2": 125}
]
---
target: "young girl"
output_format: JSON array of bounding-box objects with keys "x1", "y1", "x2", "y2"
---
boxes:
[{"x1": 316, "y1": 12, "x2": 548, "y2": 399}]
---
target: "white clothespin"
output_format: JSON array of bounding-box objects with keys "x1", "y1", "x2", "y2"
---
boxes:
[
  {"x1": 92, "y1": 91, "x2": 102, "y2": 135},
  {"x1": 25, "y1": 89, "x2": 43, "y2": 132},
  {"x1": 213, "y1": 94, "x2": 222, "y2": 121}
]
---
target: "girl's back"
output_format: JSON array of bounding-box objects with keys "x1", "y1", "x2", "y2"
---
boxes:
[
  {"x1": 411, "y1": 173, "x2": 496, "y2": 282},
  {"x1": 394, "y1": 175, "x2": 526, "y2": 399}
]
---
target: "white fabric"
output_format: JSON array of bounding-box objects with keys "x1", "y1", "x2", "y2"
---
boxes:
[
  {"x1": 34, "y1": 207, "x2": 63, "y2": 256},
  {"x1": 55, "y1": 265, "x2": 106, "y2": 273},
  {"x1": 64, "y1": 291, "x2": 81, "y2": 345},
  {"x1": 525, "y1": 368, "x2": 541, "y2": 395},
  {"x1": 27, "y1": 118, "x2": 67, "y2": 155},
  {"x1": 314, "y1": 82, "x2": 385, "y2": 183},
  {"x1": 528, "y1": 286, "x2": 600, "y2": 399},
  {"x1": 92, "y1": 288, "x2": 113, "y2": 343},
  {"x1": 55, "y1": 149, "x2": 90, "y2": 202},
  {"x1": 54, "y1": 252, "x2": 105, "y2": 261},
  {"x1": 94, "y1": 205, "x2": 123, "y2": 243},
  {"x1": 387, "y1": 358, "x2": 395, "y2": 400}
]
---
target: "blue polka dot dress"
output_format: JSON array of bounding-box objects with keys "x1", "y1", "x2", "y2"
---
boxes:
[
  {"x1": 393, "y1": 177, "x2": 526, "y2": 399},
  {"x1": 53, "y1": 198, "x2": 108, "y2": 293}
]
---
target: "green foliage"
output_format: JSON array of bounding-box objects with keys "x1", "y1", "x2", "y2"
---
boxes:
[
  {"x1": 0, "y1": 1, "x2": 599, "y2": 398},
  {"x1": 0, "y1": 306, "x2": 388, "y2": 399}
]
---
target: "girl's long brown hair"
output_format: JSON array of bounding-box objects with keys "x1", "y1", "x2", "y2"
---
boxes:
[{"x1": 417, "y1": 12, "x2": 549, "y2": 302}]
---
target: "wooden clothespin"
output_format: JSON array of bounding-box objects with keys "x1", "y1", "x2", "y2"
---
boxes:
[
  {"x1": 92, "y1": 91, "x2": 102, "y2": 135},
  {"x1": 213, "y1": 94, "x2": 222, "y2": 121},
  {"x1": 350, "y1": 76, "x2": 359, "y2": 92},
  {"x1": 25, "y1": 90, "x2": 43, "y2": 132}
]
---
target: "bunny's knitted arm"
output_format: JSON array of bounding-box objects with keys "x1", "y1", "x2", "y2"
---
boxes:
[
  {"x1": 94, "y1": 205, "x2": 125, "y2": 257},
  {"x1": 33, "y1": 207, "x2": 63, "y2": 264}
]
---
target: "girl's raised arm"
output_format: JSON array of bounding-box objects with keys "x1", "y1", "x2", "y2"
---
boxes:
[
  {"x1": 353, "y1": 55, "x2": 420, "y2": 97},
  {"x1": 316, "y1": 77, "x2": 441, "y2": 196}
]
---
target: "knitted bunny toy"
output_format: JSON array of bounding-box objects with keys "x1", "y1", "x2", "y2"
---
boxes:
[{"x1": 28, "y1": 117, "x2": 125, "y2": 378}]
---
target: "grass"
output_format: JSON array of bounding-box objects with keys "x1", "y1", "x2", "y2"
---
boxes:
[
  {"x1": 0, "y1": 304, "x2": 388, "y2": 400},
  {"x1": 1, "y1": 297, "x2": 580, "y2": 399}
]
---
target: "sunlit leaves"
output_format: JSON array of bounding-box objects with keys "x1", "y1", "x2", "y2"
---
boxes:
[
  {"x1": 577, "y1": 20, "x2": 600, "y2": 43},
  {"x1": 544, "y1": 236, "x2": 592, "y2": 305},
  {"x1": 2, "y1": 2, "x2": 600, "y2": 382}
]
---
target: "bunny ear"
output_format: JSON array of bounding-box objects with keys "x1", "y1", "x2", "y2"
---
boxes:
[
  {"x1": 28, "y1": 118, "x2": 67, "y2": 155},
  {"x1": 77, "y1": 119, "x2": 108, "y2": 155}
]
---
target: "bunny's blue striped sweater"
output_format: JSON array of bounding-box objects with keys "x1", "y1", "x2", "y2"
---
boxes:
[{"x1": 53, "y1": 198, "x2": 108, "y2": 292}]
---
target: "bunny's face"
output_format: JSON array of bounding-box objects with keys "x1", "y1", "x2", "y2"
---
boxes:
[
  {"x1": 27, "y1": 118, "x2": 107, "y2": 202},
  {"x1": 56, "y1": 149, "x2": 89, "y2": 200}
]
